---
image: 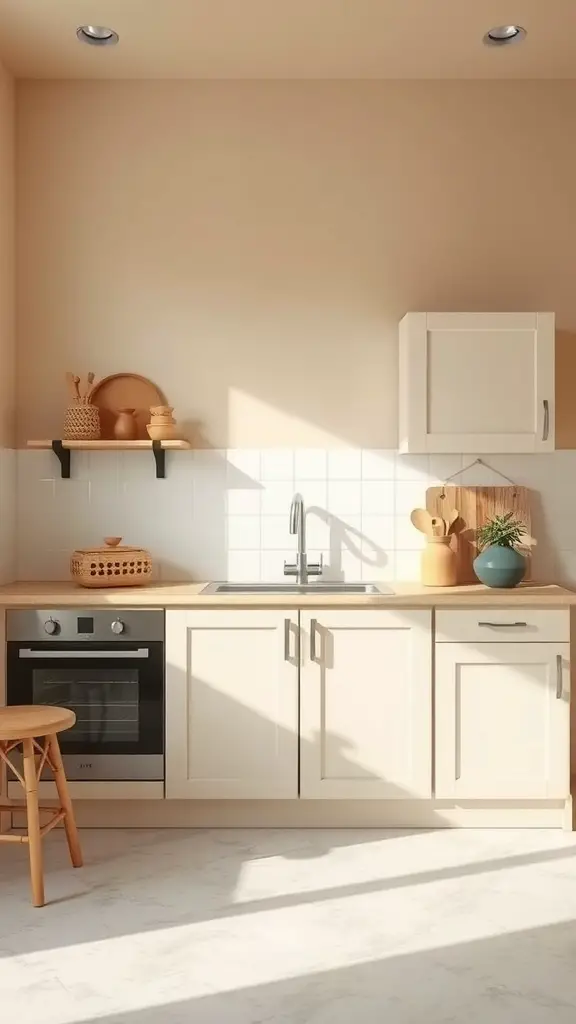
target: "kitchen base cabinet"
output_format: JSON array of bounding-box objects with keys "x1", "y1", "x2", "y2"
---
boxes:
[
  {"x1": 165, "y1": 610, "x2": 299, "y2": 799},
  {"x1": 435, "y1": 642, "x2": 570, "y2": 800},
  {"x1": 299, "y1": 609, "x2": 432, "y2": 799}
]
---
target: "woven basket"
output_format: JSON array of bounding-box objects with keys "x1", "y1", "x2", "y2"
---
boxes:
[
  {"x1": 71, "y1": 537, "x2": 153, "y2": 588},
  {"x1": 63, "y1": 403, "x2": 101, "y2": 441}
]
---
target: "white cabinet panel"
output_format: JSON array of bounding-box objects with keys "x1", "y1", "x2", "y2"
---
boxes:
[
  {"x1": 399, "y1": 311, "x2": 555, "y2": 453},
  {"x1": 300, "y1": 609, "x2": 432, "y2": 799},
  {"x1": 165, "y1": 610, "x2": 298, "y2": 798},
  {"x1": 435, "y1": 642, "x2": 570, "y2": 800}
]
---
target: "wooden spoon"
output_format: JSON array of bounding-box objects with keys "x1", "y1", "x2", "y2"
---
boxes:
[
  {"x1": 410, "y1": 508, "x2": 434, "y2": 537},
  {"x1": 65, "y1": 372, "x2": 77, "y2": 401},
  {"x1": 446, "y1": 509, "x2": 460, "y2": 535},
  {"x1": 85, "y1": 371, "x2": 96, "y2": 405},
  {"x1": 431, "y1": 516, "x2": 445, "y2": 537}
]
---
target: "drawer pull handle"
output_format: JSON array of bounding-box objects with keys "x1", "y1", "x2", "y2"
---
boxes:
[
  {"x1": 556, "y1": 653, "x2": 563, "y2": 700},
  {"x1": 478, "y1": 621, "x2": 528, "y2": 629}
]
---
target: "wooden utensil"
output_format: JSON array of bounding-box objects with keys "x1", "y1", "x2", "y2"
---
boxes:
[
  {"x1": 72, "y1": 376, "x2": 81, "y2": 402},
  {"x1": 426, "y1": 485, "x2": 532, "y2": 583},
  {"x1": 431, "y1": 516, "x2": 446, "y2": 537},
  {"x1": 446, "y1": 509, "x2": 460, "y2": 535},
  {"x1": 65, "y1": 372, "x2": 77, "y2": 401},
  {"x1": 85, "y1": 371, "x2": 95, "y2": 404},
  {"x1": 410, "y1": 508, "x2": 434, "y2": 537}
]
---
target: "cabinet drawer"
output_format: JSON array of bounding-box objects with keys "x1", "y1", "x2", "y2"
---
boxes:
[{"x1": 435, "y1": 609, "x2": 569, "y2": 643}]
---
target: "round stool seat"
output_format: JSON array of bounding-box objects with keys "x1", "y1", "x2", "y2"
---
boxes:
[{"x1": 0, "y1": 705, "x2": 76, "y2": 741}]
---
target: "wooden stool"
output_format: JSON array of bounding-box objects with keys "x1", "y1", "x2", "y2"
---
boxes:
[{"x1": 0, "y1": 706, "x2": 83, "y2": 907}]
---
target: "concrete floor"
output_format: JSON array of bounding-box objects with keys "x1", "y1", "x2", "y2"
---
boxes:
[{"x1": 2, "y1": 827, "x2": 576, "y2": 1022}]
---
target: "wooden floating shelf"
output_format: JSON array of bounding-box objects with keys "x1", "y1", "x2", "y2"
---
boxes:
[
  {"x1": 27, "y1": 440, "x2": 192, "y2": 450},
  {"x1": 27, "y1": 439, "x2": 192, "y2": 479}
]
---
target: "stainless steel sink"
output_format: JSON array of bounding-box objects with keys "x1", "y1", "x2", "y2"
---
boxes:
[{"x1": 201, "y1": 582, "x2": 387, "y2": 595}]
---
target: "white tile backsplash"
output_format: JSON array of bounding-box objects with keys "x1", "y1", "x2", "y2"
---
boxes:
[
  {"x1": 361, "y1": 449, "x2": 396, "y2": 481},
  {"x1": 395, "y1": 480, "x2": 428, "y2": 515},
  {"x1": 327, "y1": 448, "x2": 362, "y2": 480},
  {"x1": 12, "y1": 447, "x2": 576, "y2": 586},
  {"x1": 261, "y1": 481, "x2": 296, "y2": 515},
  {"x1": 327, "y1": 480, "x2": 362, "y2": 515},
  {"x1": 227, "y1": 515, "x2": 261, "y2": 551},
  {"x1": 261, "y1": 516, "x2": 296, "y2": 551},
  {"x1": 260, "y1": 449, "x2": 294, "y2": 481},
  {"x1": 361, "y1": 481, "x2": 395, "y2": 514},
  {"x1": 226, "y1": 550, "x2": 261, "y2": 582},
  {"x1": 294, "y1": 449, "x2": 327, "y2": 480}
]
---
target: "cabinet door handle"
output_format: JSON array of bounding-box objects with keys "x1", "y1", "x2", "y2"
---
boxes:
[
  {"x1": 556, "y1": 653, "x2": 563, "y2": 699},
  {"x1": 284, "y1": 618, "x2": 292, "y2": 661},
  {"x1": 543, "y1": 399, "x2": 550, "y2": 441},
  {"x1": 310, "y1": 618, "x2": 318, "y2": 662},
  {"x1": 478, "y1": 621, "x2": 528, "y2": 629}
]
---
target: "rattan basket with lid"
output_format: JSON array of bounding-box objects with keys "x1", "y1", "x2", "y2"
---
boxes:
[{"x1": 71, "y1": 537, "x2": 153, "y2": 588}]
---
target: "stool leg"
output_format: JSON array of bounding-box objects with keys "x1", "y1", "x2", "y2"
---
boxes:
[
  {"x1": 22, "y1": 737, "x2": 44, "y2": 908},
  {"x1": 47, "y1": 734, "x2": 83, "y2": 868}
]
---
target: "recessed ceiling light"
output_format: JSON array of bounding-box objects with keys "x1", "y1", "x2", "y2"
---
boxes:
[
  {"x1": 76, "y1": 25, "x2": 119, "y2": 46},
  {"x1": 483, "y1": 25, "x2": 526, "y2": 46}
]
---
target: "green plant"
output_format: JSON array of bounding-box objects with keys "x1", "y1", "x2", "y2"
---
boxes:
[{"x1": 477, "y1": 511, "x2": 526, "y2": 550}]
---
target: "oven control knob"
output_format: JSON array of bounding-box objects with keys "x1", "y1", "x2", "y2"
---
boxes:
[
  {"x1": 44, "y1": 617, "x2": 60, "y2": 636},
  {"x1": 111, "y1": 619, "x2": 125, "y2": 635}
]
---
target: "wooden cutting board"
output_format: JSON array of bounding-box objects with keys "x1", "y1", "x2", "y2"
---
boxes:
[{"x1": 425, "y1": 486, "x2": 532, "y2": 584}]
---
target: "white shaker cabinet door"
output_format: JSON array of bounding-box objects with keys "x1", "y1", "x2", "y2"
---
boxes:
[
  {"x1": 435, "y1": 642, "x2": 570, "y2": 800},
  {"x1": 165, "y1": 610, "x2": 299, "y2": 798},
  {"x1": 299, "y1": 609, "x2": 432, "y2": 799},
  {"x1": 399, "y1": 311, "x2": 555, "y2": 453}
]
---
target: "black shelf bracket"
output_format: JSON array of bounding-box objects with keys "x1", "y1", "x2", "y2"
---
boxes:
[
  {"x1": 47, "y1": 440, "x2": 170, "y2": 479},
  {"x1": 52, "y1": 440, "x2": 71, "y2": 479},
  {"x1": 152, "y1": 440, "x2": 166, "y2": 479}
]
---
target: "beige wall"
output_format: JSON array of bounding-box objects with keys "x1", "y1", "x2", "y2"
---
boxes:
[
  {"x1": 15, "y1": 80, "x2": 576, "y2": 448},
  {"x1": 0, "y1": 59, "x2": 14, "y2": 447}
]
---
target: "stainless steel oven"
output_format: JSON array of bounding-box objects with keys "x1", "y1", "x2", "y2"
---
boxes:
[{"x1": 6, "y1": 609, "x2": 164, "y2": 781}]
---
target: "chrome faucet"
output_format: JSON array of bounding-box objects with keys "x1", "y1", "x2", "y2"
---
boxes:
[{"x1": 284, "y1": 493, "x2": 323, "y2": 585}]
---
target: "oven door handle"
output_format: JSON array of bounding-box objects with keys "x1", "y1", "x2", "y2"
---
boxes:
[{"x1": 18, "y1": 648, "x2": 150, "y2": 659}]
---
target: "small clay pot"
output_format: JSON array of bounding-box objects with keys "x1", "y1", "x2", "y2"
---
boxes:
[
  {"x1": 146, "y1": 422, "x2": 178, "y2": 441},
  {"x1": 114, "y1": 408, "x2": 137, "y2": 441},
  {"x1": 147, "y1": 405, "x2": 178, "y2": 439}
]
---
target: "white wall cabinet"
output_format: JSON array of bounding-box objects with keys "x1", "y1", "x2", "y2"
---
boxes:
[
  {"x1": 299, "y1": 609, "x2": 432, "y2": 799},
  {"x1": 399, "y1": 311, "x2": 555, "y2": 453},
  {"x1": 165, "y1": 610, "x2": 299, "y2": 798},
  {"x1": 435, "y1": 642, "x2": 570, "y2": 800}
]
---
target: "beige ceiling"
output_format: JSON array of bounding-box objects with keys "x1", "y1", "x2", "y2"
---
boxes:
[{"x1": 0, "y1": 0, "x2": 575, "y2": 79}]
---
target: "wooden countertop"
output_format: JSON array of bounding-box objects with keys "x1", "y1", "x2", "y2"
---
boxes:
[{"x1": 0, "y1": 581, "x2": 573, "y2": 608}]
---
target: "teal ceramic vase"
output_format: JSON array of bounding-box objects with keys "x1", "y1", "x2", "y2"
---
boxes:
[{"x1": 473, "y1": 544, "x2": 526, "y2": 589}]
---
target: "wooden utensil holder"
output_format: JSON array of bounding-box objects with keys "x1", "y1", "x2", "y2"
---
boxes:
[{"x1": 421, "y1": 537, "x2": 458, "y2": 587}]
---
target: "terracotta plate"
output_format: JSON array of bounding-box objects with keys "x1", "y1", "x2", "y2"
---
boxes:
[{"x1": 90, "y1": 374, "x2": 166, "y2": 440}]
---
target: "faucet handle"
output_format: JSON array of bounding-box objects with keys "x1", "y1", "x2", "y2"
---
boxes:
[
  {"x1": 307, "y1": 554, "x2": 323, "y2": 577},
  {"x1": 283, "y1": 560, "x2": 298, "y2": 577}
]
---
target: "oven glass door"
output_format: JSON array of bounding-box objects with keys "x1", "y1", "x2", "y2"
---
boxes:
[{"x1": 7, "y1": 642, "x2": 164, "y2": 758}]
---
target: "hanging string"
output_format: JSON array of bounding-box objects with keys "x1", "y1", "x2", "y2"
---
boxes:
[{"x1": 440, "y1": 458, "x2": 518, "y2": 499}]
